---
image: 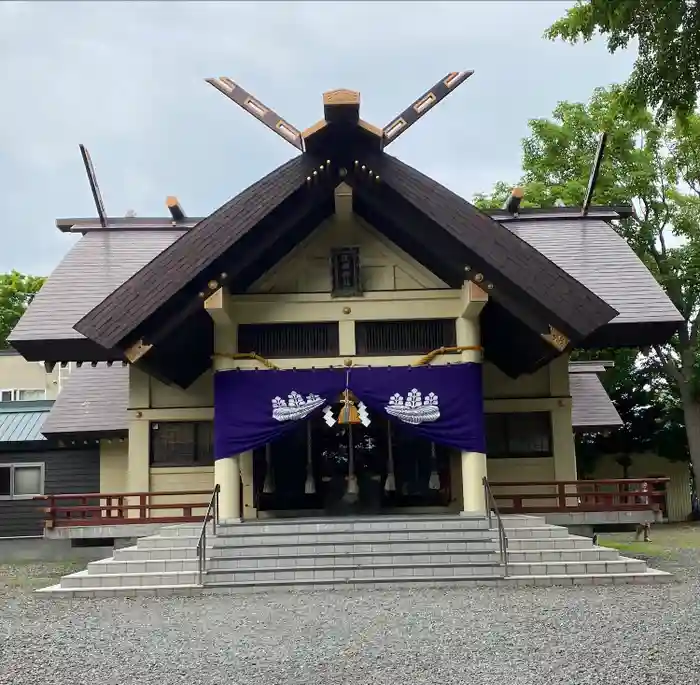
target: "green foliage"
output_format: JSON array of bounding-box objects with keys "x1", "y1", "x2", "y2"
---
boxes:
[
  {"x1": 475, "y1": 85, "x2": 700, "y2": 478},
  {"x1": 575, "y1": 349, "x2": 688, "y2": 477},
  {"x1": 0, "y1": 271, "x2": 45, "y2": 349},
  {"x1": 546, "y1": 0, "x2": 700, "y2": 120}
]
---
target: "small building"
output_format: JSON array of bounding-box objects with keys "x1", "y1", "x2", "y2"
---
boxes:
[
  {"x1": 0, "y1": 351, "x2": 99, "y2": 538},
  {"x1": 8, "y1": 78, "x2": 684, "y2": 536}
]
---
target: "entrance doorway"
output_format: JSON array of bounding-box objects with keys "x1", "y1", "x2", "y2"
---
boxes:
[{"x1": 254, "y1": 406, "x2": 454, "y2": 516}]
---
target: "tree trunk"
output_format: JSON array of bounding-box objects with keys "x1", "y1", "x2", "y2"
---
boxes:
[{"x1": 680, "y1": 391, "x2": 700, "y2": 491}]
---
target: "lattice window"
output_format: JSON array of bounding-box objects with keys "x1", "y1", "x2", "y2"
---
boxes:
[
  {"x1": 150, "y1": 422, "x2": 214, "y2": 467},
  {"x1": 355, "y1": 319, "x2": 456, "y2": 356},
  {"x1": 237, "y1": 323, "x2": 340, "y2": 358},
  {"x1": 485, "y1": 412, "x2": 552, "y2": 458}
]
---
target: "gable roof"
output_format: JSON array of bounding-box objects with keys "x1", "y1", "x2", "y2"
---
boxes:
[
  {"x1": 9, "y1": 229, "x2": 185, "y2": 362},
  {"x1": 508, "y1": 218, "x2": 683, "y2": 346},
  {"x1": 41, "y1": 364, "x2": 128, "y2": 439},
  {"x1": 71, "y1": 151, "x2": 618, "y2": 381}
]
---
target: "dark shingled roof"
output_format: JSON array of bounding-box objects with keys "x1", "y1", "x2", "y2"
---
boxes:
[
  {"x1": 74, "y1": 156, "x2": 317, "y2": 350},
  {"x1": 74, "y1": 152, "x2": 620, "y2": 362},
  {"x1": 368, "y1": 154, "x2": 618, "y2": 339},
  {"x1": 41, "y1": 364, "x2": 129, "y2": 438}
]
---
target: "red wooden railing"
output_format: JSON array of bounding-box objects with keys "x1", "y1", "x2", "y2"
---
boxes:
[
  {"x1": 35, "y1": 490, "x2": 212, "y2": 528},
  {"x1": 490, "y1": 478, "x2": 670, "y2": 515}
]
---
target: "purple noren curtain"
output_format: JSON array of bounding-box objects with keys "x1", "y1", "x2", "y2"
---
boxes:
[
  {"x1": 214, "y1": 364, "x2": 485, "y2": 460},
  {"x1": 351, "y1": 364, "x2": 485, "y2": 453},
  {"x1": 214, "y1": 369, "x2": 346, "y2": 459}
]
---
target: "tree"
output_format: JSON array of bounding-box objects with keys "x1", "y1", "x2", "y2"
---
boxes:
[
  {"x1": 0, "y1": 271, "x2": 45, "y2": 349},
  {"x1": 474, "y1": 86, "x2": 700, "y2": 485},
  {"x1": 546, "y1": 0, "x2": 700, "y2": 120},
  {"x1": 575, "y1": 348, "x2": 688, "y2": 478}
]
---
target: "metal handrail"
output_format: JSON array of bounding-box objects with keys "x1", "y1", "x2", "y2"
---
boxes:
[
  {"x1": 483, "y1": 477, "x2": 508, "y2": 577},
  {"x1": 196, "y1": 484, "x2": 220, "y2": 586}
]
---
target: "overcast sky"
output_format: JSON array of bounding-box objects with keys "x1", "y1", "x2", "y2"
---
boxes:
[{"x1": 0, "y1": 1, "x2": 636, "y2": 276}]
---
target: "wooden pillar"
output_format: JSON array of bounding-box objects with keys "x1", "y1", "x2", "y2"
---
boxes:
[
  {"x1": 215, "y1": 455, "x2": 241, "y2": 522},
  {"x1": 205, "y1": 288, "x2": 245, "y2": 522},
  {"x1": 456, "y1": 281, "x2": 488, "y2": 515}
]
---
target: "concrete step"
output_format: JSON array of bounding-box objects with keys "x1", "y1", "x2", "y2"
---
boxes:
[
  {"x1": 505, "y1": 535, "x2": 594, "y2": 550},
  {"x1": 508, "y1": 547, "x2": 620, "y2": 563},
  {"x1": 212, "y1": 536, "x2": 499, "y2": 556},
  {"x1": 36, "y1": 568, "x2": 673, "y2": 598},
  {"x1": 88, "y1": 557, "x2": 200, "y2": 574},
  {"x1": 137, "y1": 535, "x2": 207, "y2": 549},
  {"x1": 203, "y1": 514, "x2": 492, "y2": 537},
  {"x1": 63, "y1": 560, "x2": 504, "y2": 588},
  {"x1": 123, "y1": 537, "x2": 500, "y2": 561},
  {"x1": 114, "y1": 545, "x2": 204, "y2": 561},
  {"x1": 204, "y1": 560, "x2": 504, "y2": 584},
  {"x1": 209, "y1": 549, "x2": 501, "y2": 571},
  {"x1": 502, "y1": 526, "x2": 570, "y2": 539},
  {"x1": 212, "y1": 523, "x2": 567, "y2": 543},
  {"x1": 507, "y1": 557, "x2": 648, "y2": 576},
  {"x1": 213, "y1": 526, "x2": 501, "y2": 544},
  {"x1": 60, "y1": 569, "x2": 200, "y2": 589}
]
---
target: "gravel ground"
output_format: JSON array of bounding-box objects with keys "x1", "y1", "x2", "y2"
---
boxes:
[{"x1": 1, "y1": 526, "x2": 698, "y2": 685}]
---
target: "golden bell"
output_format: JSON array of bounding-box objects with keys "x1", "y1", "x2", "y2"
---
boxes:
[{"x1": 337, "y1": 404, "x2": 361, "y2": 425}]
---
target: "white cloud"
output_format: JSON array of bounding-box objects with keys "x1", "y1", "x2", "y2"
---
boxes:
[{"x1": 0, "y1": 1, "x2": 636, "y2": 275}]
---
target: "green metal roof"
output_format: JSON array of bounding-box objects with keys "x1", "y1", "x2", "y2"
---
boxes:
[{"x1": 0, "y1": 400, "x2": 53, "y2": 443}]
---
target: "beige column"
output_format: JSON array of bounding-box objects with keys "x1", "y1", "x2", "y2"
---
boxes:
[
  {"x1": 461, "y1": 451, "x2": 488, "y2": 514},
  {"x1": 215, "y1": 455, "x2": 241, "y2": 521},
  {"x1": 205, "y1": 288, "x2": 245, "y2": 522},
  {"x1": 549, "y1": 355, "x2": 578, "y2": 505},
  {"x1": 456, "y1": 281, "x2": 488, "y2": 515},
  {"x1": 126, "y1": 420, "x2": 151, "y2": 518}
]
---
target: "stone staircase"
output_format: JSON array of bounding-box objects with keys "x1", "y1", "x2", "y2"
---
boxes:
[{"x1": 37, "y1": 514, "x2": 672, "y2": 597}]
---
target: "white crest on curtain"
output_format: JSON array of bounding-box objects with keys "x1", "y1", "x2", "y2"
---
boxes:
[
  {"x1": 271, "y1": 391, "x2": 325, "y2": 422},
  {"x1": 384, "y1": 389, "x2": 440, "y2": 425}
]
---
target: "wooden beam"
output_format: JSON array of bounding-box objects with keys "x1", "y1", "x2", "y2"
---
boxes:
[
  {"x1": 503, "y1": 187, "x2": 524, "y2": 216},
  {"x1": 166, "y1": 196, "x2": 186, "y2": 221},
  {"x1": 582, "y1": 132, "x2": 608, "y2": 216},
  {"x1": 78, "y1": 144, "x2": 108, "y2": 228},
  {"x1": 124, "y1": 339, "x2": 153, "y2": 363},
  {"x1": 334, "y1": 182, "x2": 353, "y2": 218},
  {"x1": 382, "y1": 71, "x2": 473, "y2": 147},
  {"x1": 203, "y1": 287, "x2": 234, "y2": 327},
  {"x1": 56, "y1": 216, "x2": 202, "y2": 232},
  {"x1": 323, "y1": 89, "x2": 360, "y2": 125},
  {"x1": 541, "y1": 325, "x2": 570, "y2": 352},
  {"x1": 205, "y1": 77, "x2": 303, "y2": 151}
]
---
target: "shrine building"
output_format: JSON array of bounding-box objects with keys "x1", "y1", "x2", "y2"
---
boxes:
[{"x1": 9, "y1": 73, "x2": 684, "y2": 529}]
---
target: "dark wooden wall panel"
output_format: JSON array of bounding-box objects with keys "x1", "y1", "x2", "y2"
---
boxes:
[{"x1": 0, "y1": 446, "x2": 99, "y2": 538}]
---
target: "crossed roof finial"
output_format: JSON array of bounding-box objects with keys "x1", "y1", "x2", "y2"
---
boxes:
[{"x1": 205, "y1": 71, "x2": 474, "y2": 153}]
